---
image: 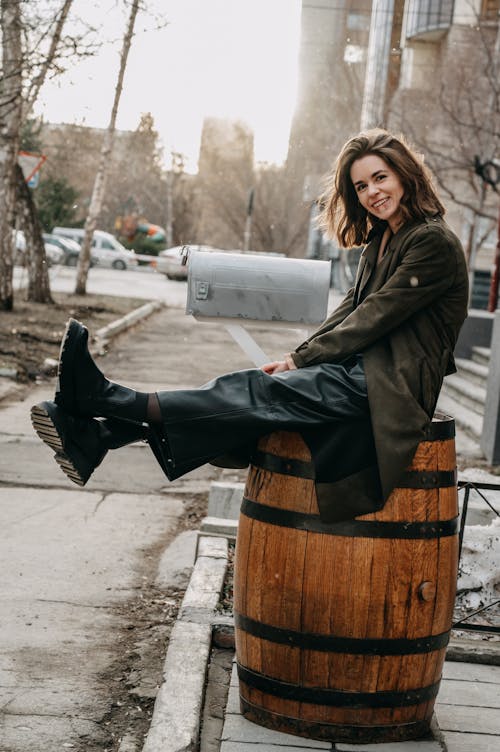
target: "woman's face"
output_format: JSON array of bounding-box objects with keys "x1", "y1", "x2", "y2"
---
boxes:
[{"x1": 350, "y1": 154, "x2": 405, "y2": 233}]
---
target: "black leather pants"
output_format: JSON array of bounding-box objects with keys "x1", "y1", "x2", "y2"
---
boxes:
[{"x1": 152, "y1": 356, "x2": 371, "y2": 482}]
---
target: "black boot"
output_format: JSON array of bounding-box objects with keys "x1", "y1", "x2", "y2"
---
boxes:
[
  {"x1": 55, "y1": 318, "x2": 149, "y2": 422},
  {"x1": 31, "y1": 401, "x2": 148, "y2": 486}
]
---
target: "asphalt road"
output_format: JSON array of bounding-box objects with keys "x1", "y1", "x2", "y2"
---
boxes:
[{"x1": 13, "y1": 264, "x2": 188, "y2": 308}]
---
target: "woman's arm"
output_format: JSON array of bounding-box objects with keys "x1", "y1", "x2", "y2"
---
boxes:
[{"x1": 291, "y1": 229, "x2": 459, "y2": 368}]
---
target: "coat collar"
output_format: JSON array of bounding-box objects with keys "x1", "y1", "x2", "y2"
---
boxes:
[
  {"x1": 355, "y1": 217, "x2": 428, "y2": 305},
  {"x1": 355, "y1": 229, "x2": 382, "y2": 304}
]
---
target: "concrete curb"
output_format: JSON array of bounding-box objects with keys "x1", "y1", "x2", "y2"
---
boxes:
[
  {"x1": 93, "y1": 299, "x2": 165, "y2": 346},
  {"x1": 142, "y1": 536, "x2": 228, "y2": 752}
]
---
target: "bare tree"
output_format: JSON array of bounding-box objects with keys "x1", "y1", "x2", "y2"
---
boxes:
[
  {"x1": 15, "y1": 164, "x2": 53, "y2": 302},
  {"x1": 0, "y1": 0, "x2": 98, "y2": 307},
  {"x1": 23, "y1": 0, "x2": 74, "y2": 118},
  {"x1": 197, "y1": 119, "x2": 255, "y2": 249},
  {"x1": 0, "y1": 0, "x2": 23, "y2": 311},
  {"x1": 251, "y1": 164, "x2": 309, "y2": 256},
  {"x1": 390, "y1": 16, "x2": 500, "y2": 265},
  {"x1": 74, "y1": 0, "x2": 140, "y2": 295}
]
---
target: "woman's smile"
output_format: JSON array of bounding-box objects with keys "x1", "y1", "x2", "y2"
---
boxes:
[{"x1": 350, "y1": 154, "x2": 405, "y2": 232}]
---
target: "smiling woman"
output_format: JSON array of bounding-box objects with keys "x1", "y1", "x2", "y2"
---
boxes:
[
  {"x1": 31, "y1": 128, "x2": 468, "y2": 528},
  {"x1": 351, "y1": 155, "x2": 405, "y2": 232}
]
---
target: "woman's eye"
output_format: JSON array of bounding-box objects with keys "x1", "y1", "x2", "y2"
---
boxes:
[{"x1": 376, "y1": 174, "x2": 387, "y2": 181}]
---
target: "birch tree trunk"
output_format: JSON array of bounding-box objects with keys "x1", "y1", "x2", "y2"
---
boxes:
[
  {"x1": 22, "y1": 0, "x2": 73, "y2": 303},
  {"x1": 0, "y1": 0, "x2": 23, "y2": 311},
  {"x1": 74, "y1": 0, "x2": 140, "y2": 295},
  {"x1": 16, "y1": 164, "x2": 53, "y2": 303}
]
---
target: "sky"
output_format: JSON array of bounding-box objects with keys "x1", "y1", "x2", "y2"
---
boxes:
[{"x1": 35, "y1": 0, "x2": 303, "y2": 170}]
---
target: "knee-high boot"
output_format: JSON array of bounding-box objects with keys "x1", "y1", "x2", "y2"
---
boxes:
[{"x1": 31, "y1": 401, "x2": 149, "y2": 486}]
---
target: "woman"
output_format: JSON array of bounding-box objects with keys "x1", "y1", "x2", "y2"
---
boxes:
[{"x1": 31, "y1": 129, "x2": 469, "y2": 523}]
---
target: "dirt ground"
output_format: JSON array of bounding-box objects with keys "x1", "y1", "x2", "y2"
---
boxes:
[
  {"x1": 93, "y1": 495, "x2": 209, "y2": 752},
  {"x1": 0, "y1": 292, "x2": 146, "y2": 382}
]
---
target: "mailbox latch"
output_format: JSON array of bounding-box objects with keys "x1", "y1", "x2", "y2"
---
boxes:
[{"x1": 196, "y1": 280, "x2": 209, "y2": 300}]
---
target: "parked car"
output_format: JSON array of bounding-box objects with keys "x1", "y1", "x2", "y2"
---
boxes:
[
  {"x1": 14, "y1": 230, "x2": 25, "y2": 265},
  {"x1": 14, "y1": 230, "x2": 64, "y2": 267},
  {"x1": 42, "y1": 233, "x2": 86, "y2": 267},
  {"x1": 156, "y1": 244, "x2": 217, "y2": 280},
  {"x1": 52, "y1": 227, "x2": 138, "y2": 270},
  {"x1": 43, "y1": 241, "x2": 65, "y2": 266}
]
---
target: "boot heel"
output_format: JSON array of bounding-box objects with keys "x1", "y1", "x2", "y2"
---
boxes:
[
  {"x1": 54, "y1": 453, "x2": 86, "y2": 486},
  {"x1": 30, "y1": 400, "x2": 105, "y2": 487}
]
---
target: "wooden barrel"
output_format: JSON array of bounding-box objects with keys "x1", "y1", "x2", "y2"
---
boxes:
[{"x1": 234, "y1": 415, "x2": 458, "y2": 743}]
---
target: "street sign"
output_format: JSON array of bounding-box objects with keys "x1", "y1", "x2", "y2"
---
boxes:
[{"x1": 17, "y1": 151, "x2": 46, "y2": 187}]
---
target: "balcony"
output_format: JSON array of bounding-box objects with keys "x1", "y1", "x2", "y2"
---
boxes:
[{"x1": 405, "y1": 0, "x2": 454, "y2": 41}]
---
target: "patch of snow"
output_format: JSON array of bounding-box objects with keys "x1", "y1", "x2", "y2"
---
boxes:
[{"x1": 456, "y1": 517, "x2": 500, "y2": 621}]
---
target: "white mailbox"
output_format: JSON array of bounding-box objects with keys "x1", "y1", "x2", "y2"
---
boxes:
[{"x1": 186, "y1": 250, "x2": 331, "y2": 326}]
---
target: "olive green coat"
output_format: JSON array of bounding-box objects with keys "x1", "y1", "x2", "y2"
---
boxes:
[{"x1": 291, "y1": 216, "x2": 469, "y2": 521}]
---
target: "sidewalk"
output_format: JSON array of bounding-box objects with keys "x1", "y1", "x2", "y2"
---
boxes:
[
  {"x1": 145, "y1": 521, "x2": 500, "y2": 752},
  {"x1": 219, "y1": 658, "x2": 500, "y2": 752}
]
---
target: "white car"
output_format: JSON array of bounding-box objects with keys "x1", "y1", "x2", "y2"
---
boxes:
[
  {"x1": 14, "y1": 230, "x2": 64, "y2": 266},
  {"x1": 156, "y1": 245, "x2": 216, "y2": 280},
  {"x1": 43, "y1": 233, "x2": 86, "y2": 267},
  {"x1": 52, "y1": 227, "x2": 138, "y2": 270}
]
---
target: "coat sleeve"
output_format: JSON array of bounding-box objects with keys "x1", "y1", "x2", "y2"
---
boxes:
[
  {"x1": 309, "y1": 286, "x2": 355, "y2": 334},
  {"x1": 291, "y1": 227, "x2": 458, "y2": 367}
]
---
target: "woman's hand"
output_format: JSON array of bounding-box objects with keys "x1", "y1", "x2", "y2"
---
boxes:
[{"x1": 261, "y1": 354, "x2": 297, "y2": 375}]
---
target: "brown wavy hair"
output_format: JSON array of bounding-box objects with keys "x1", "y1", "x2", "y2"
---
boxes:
[{"x1": 318, "y1": 129, "x2": 445, "y2": 248}]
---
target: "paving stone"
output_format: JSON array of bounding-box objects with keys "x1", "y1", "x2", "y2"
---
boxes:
[
  {"x1": 180, "y1": 546, "x2": 228, "y2": 616},
  {"x1": 336, "y1": 742, "x2": 441, "y2": 751},
  {"x1": 443, "y1": 661, "x2": 500, "y2": 683},
  {"x1": 200, "y1": 516, "x2": 239, "y2": 536},
  {"x1": 230, "y1": 661, "x2": 239, "y2": 687},
  {"x1": 142, "y1": 620, "x2": 212, "y2": 752},
  {"x1": 208, "y1": 481, "x2": 245, "y2": 519},
  {"x1": 225, "y1": 683, "x2": 241, "y2": 714},
  {"x1": 222, "y1": 713, "x2": 330, "y2": 748},
  {"x1": 438, "y1": 677, "x2": 500, "y2": 707},
  {"x1": 197, "y1": 534, "x2": 228, "y2": 559},
  {"x1": 436, "y1": 704, "x2": 500, "y2": 735},
  {"x1": 221, "y1": 743, "x2": 333, "y2": 751},
  {"x1": 440, "y1": 731, "x2": 499, "y2": 751}
]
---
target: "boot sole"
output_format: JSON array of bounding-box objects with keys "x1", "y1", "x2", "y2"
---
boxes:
[{"x1": 31, "y1": 404, "x2": 87, "y2": 486}]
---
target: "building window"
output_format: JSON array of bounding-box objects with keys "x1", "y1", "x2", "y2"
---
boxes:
[
  {"x1": 405, "y1": 0, "x2": 454, "y2": 40},
  {"x1": 482, "y1": 1, "x2": 500, "y2": 20}
]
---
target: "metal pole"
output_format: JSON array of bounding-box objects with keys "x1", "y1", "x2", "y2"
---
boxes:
[
  {"x1": 488, "y1": 202, "x2": 500, "y2": 312},
  {"x1": 243, "y1": 188, "x2": 254, "y2": 253},
  {"x1": 165, "y1": 167, "x2": 173, "y2": 249},
  {"x1": 360, "y1": 0, "x2": 395, "y2": 129},
  {"x1": 486, "y1": 21, "x2": 500, "y2": 310}
]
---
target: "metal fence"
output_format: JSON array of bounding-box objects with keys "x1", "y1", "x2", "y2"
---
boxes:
[{"x1": 453, "y1": 480, "x2": 500, "y2": 636}]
